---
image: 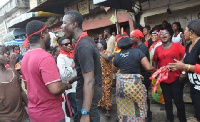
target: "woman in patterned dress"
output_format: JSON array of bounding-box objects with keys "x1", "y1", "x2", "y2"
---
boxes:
[
  {"x1": 112, "y1": 35, "x2": 155, "y2": 122},
  {"x1": 97, "y1": 42, "x2": 114, "y2": 117}
]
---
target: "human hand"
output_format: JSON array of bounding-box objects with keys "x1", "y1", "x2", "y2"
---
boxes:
[
  {"x1": 80, "y1": 115, "x2": 90, "y2": 122},
  {"x1": 66, "y1": 82, "x2": 72, "y2": 90},
  {"x1": 71, "y1": 62, "x2": 75, "y2": 69},
  {"x1": 168, "y1": 59, "x2": 185, "y2": 71},
  {"x1": 9, "y1": 54, "x2": 17, "y2": 68}
]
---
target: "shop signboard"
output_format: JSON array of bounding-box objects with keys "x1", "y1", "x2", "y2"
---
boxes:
[{"x1": 78, "y1": 0, "x2": 89, "y2": 15}]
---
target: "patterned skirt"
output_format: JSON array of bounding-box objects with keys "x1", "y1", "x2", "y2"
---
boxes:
[{"x1": 116, "y1": 74, "x2": 147, "y2": 122}]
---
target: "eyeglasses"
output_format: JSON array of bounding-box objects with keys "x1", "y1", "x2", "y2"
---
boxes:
[{"x1": 62, "y1": 42, "x2": 72, "y2": 46}]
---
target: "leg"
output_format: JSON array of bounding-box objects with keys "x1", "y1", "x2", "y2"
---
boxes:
[
  {"x1": 160, "y1": 82, "x2": 174, "y2": 121},
  {"x1": 68, "y1": 93, "x2": 78, "y2": 122},
  {"x1": 144, "y1": 78, "x2": 152, "y2": 119},
  {"x1": 192, "y1": 87, "x2": 200, "y2": 121},
  {"x1": 171, "y1": 80, "x2": 186, "y2": 122}
]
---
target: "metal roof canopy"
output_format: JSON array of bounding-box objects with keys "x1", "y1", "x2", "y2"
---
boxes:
[
  {"x1": 9, "y1": 17, "x2": 48, "y2": 28},
  {"x1": 29, "y1": 0, "x2": 80, "y2": 14},
  {"x1": 2, "y1": 29, "x2": 26, "y2": 42},
  {"x1": 94, "y1": 0, "x2": 133, "y2": 10}
]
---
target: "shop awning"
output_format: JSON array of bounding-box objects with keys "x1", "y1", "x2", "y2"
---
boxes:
[
  {"x1": 29, "y1": 0, "x2": 80, "y2": 14},
  {"x1": 93, "y1": 0, "x2": 133, "y2": 10},
  {"x1": 2, "y1": 29, "x2": 26, "y2": 42},
  {"x1": 4, "y1": 39, "x2": 25, "y2": 46},
  {"x1": 83, "y1": 12, "x2": 132, "y2": 31},
  {"x1": 7, "y1": 11, "x2": 62, "y2": 28}
]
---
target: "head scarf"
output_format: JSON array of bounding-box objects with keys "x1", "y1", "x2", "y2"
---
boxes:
[{"x1": 23, "y1": 25, "x2": 47, "y2": 49}]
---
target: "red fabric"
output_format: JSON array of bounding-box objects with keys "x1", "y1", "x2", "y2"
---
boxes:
[
  {"x1": 195, "y1": 64, "x2": 200, "y2": 74},
  {"x1": 60, "y1": 49, "x2": 74, "y2": 59},
  {"x1": 150, "y1": 66, "x2": 169, "y2": 93},
  {"x1": 23, "y1": 25, "x2": 47, "y2": 49},
  {"x1": 153, "y1": 43, "x2": 185, "y2": 83},
  {"x1": 21, "y1": 48, "x2": 64, "y2": 122},
  {"x1": 144, "y1": 41, "x2": 148, "y2": 47},
  {"x1": 5, "y1": 64, "x2": 10, "y2": 69},
  {"x1": 130, "y1": 29, "x2": 144, "y2": 38},
  {"x1": 115, "y1": 35, "x2": 129, "y2": 42},
  {"x1": 73, "y1": 32, "x2": 88, "y2": 51}
]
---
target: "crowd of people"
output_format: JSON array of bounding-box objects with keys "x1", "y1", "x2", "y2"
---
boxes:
[{"x1": 1, "y1": 10, "x2": 200, "y2": 122}]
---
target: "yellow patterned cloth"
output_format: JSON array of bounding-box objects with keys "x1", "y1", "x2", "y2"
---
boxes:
[
  {"x1": 116, "y1": 74, "x2": 147, "y2": 122},
  {"x1": 98, "y1": 50, "x2": 113, "y2": 110}
]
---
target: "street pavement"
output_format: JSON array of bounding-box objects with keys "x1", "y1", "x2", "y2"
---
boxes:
[{"x1": 99, "y1": 85, "x2": 197, "y2": 122}]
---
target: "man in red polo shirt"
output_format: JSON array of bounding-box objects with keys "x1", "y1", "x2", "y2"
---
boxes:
[{"x1": 21, "y1": 20, "x2": 71, "y2": 122}]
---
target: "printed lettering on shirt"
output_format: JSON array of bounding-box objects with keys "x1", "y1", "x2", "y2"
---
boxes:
[
  {"x1": 188, "y1": 72, "x2": 200, "y2": 85},
  {"x1": 120, "y1": 52, "x2": 129, "y2": 58}
]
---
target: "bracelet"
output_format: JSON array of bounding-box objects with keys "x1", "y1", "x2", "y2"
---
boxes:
[{"x1": 187, "y1": 64, "x2": 191, "y2": 71}]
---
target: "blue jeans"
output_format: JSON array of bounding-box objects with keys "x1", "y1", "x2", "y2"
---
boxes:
[{"x1": 76, "y1": 99, "x2": 100, "y2": 122}]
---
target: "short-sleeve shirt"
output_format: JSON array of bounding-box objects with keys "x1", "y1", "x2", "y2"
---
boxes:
[
  {"x1": 21, "y1": 48, "x2": 64, "y2": 122},
  {"x1": 106, "y1": 35, "x2": 116, "y2": 53},
  {"x1": 184, "y1": 40, "x2": 200, "y2": 90},
  {"x1": 137, "y1": 43, "x2": 151, "y2": 81},
  {"x1": 113, "y1": 48, "x2": 145, "y2": 74},
  {"x1": 153, "y1": 43, "x2": 185, "y2": 83},
  {"x1": 74, "y1": 36, "x2": 102, "y2": 103}
]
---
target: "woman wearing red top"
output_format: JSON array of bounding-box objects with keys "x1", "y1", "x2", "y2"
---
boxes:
[{"x1": 153, "y1": 29, "x2": 186, "y2": 122}]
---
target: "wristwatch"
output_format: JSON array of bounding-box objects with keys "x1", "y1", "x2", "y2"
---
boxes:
[
  {"x1": 181, "y1": 71, "x2": 186, "y2": 75},
  {"x1": 81, "y1": 108, "x2": 89, "y2": 115}
]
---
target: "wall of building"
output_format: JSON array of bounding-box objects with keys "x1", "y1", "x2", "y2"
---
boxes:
[
  {"x1": 139, "y1": 0, "x2": 200, "y2": 27},
  {"x1": 0, "y1": 0, "x2": 30, "y2": 44},
  {"x1": 29, "y1": 0, "x2": 38, "y2": 10}
]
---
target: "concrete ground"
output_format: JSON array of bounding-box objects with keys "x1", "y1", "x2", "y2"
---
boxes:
[{"x1": 99, "y1": 84, "x2": 197, "y2": 122}]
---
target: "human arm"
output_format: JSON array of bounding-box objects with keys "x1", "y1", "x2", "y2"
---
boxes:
[
  {"x1": 21, "y1": 87, "x2": 28, "y2": 106},
  {"x1": 81, "y1": 71, "x2": 95, "y2": 121},
  {"x1": 9, "y1": 54, "x2": 17, "y2": 69},
  {"x1": 112, "y1": 64, "x2": 119, "y2": 73},
  {"x1": 40, "y1": 56, "x2": 72, "y2": 95},
  {"x1": 99, "y1": 51, "x2": 113, "y2": 62},
  {"x1": 67, "y1": 75, "x2": 77, "y2": 84},
  {"x1": 141, "y1": 57, "x2": 156, "y2": 73},
  {"x1": 168, "y1": 59, "x2": 195, "y2": 72}
]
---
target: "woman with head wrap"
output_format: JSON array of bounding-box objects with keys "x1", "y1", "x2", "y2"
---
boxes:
[{"x1": 112, "y1": 34, "x2": 155, "y2": 121}]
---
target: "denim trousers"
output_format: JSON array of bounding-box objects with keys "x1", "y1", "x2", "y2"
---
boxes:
[{"x1": 76, "y1": 99, "x2": 100, "y2": 122}]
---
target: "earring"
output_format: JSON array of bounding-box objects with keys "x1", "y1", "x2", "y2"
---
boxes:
[{"x1": 190, "y1": 35, "x2": 193, "y2": 39}]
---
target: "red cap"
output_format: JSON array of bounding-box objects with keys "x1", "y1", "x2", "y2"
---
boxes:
[{"x1": 130, "y1": 29, "x2": 144, "y2": 38}]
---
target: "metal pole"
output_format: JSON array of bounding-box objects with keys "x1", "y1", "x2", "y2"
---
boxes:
[{"x1": 115, "y1": 9, "x2": 119, "y2": 34}]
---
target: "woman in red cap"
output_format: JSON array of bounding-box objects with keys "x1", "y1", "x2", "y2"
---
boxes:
[{"x1": 112, "y1": 34, "x2": 155, "y2": 122}]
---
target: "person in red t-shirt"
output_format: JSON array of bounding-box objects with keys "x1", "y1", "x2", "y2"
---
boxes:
[
  {"x1": 21, "y1": 20, "x2": 72, "y2": 122},
  {"x1": 153, "y1": 29, "x2": 186, "y2": 122}
]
